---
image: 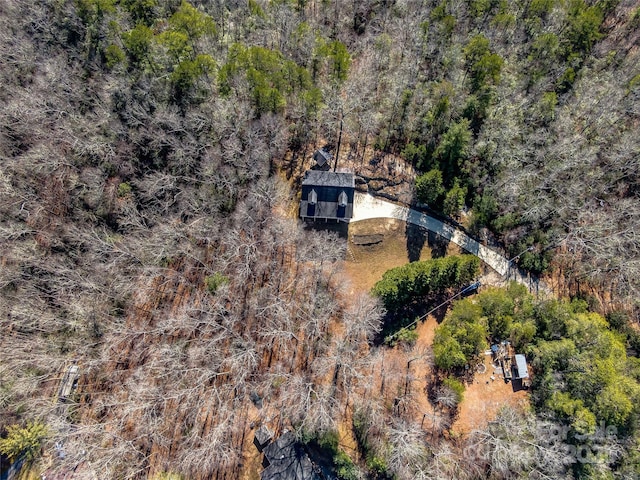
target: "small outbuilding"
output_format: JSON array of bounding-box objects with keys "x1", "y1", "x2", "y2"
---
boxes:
[
  {"x1": 312, "y1": 149, "x2": 332, "y2": 170},
  {"x1": 513, "y1": 354, "x2": 529, "y2": 380},
  {"x1": 299, "y1": 170, "x2": 355, "y2": 222}
]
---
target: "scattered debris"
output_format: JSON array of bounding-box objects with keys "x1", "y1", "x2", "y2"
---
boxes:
[
  {"x1": 58, "y1": 364, "x2": 79, "y2": 401},
  {"x1": 490, "y1": 342, "x2": 531, "y2": 388}
]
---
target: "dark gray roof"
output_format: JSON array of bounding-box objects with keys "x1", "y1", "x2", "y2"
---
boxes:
[
  {"x1": 313, "y1": 149, "x2": 332, "y2": 166},
  {"x1": 302, "y1": 171, "x2": 355, "y2": 189},
  {"x1": 261, "y1": 432, "x2": 322, "y2": 480},
  {"x1": 255, "y1": 425, "x2": 274, "y2": 451}
]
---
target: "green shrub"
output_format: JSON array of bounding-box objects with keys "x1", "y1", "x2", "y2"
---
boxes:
[
  {"x1": 433, "y1": 298, "x2": 487, "y2": 370},
  {"x1": 0, "y1": 421, "x2": 48, "y2": 462},
  {"x1": 463, "y1": 35, "x2": 503, "y2": 91},
  {"x1": 105, "y1": 44, "x2": 126, "y2": 69},
  {"x1": 539, "y1": 91, "x2": 558, "y2": 122},
  {"x1": 442, "y1": 377, "x2": 465, "y2": 403},
  {"x1": 205, "y1": 272, "x2": 229, "y2": 294},
  {"x1": 529, "y1": 0, "x2": 554, "y2": 17},
  {"x1": 367, "y1": 455, "x2": 390, "y2": 476},
  {"x1": 565, "y1": 0, "x2": 603, "y2": 54},
  {"x1": 469, "y1": 0, "x2": 490, "y2": 17},
  {"x1": 152, "y1": 473, "x2": 184, "y2": 480},
  {"x1": 386, "y1": 325, "x2": 419, "y2": 347},
  {"x1": 313, "y1": 431, "x2": 360, "y2": 480},
  {"x1": 122, "y1": 23, "x2": 154, "y2": 68},
  {"x1": 628, "y1": 73, "x2": 640, "y2": 92},
  {"x1": 335, "y1": 450, "x2": 359, "y2": 480},
  {"x1": 470, "y1": 193, "x2": 497, "y2": 230},
  {"x1": 434, "y1": 119, "x2": 472, "y2": 178},
  {"x1": 402, "y1": 142, "x2": 429, "y2": 167},
  {"x1": 219, "y1": 44, "x2": 313, "y2": 115},
  {"x1": 443, "y1": 180, "x2": 467, "y2": 217},
  {"x1": 117, "y1": 182, "x2": 132, "y2": 197},
  {"x1": 415, "y1": 169, "x2": 444, "y2": 205}
]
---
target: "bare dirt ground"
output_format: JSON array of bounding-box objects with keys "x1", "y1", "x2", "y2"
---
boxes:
[
  {"x1": 451, "y1": 354, "x2": 530, "y2": 435},
  {"x1": 344, "y1": 219, "x2": 430, "y2": 293}
]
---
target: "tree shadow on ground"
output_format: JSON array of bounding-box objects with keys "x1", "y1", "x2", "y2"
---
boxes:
[
  {"x1": 406, "y1": 222, "x2": 427, "y2": 262},
  {"x1": 428, "y1": 230, "x2": 450, "y2": 258},
  {"x1": 405, "y1": 224, "x2": 451, "y2": 262},
  {"x1": 302, "y1": 220, "x2": 349, "y2": 239},
  {"x1": 374, "y1": 293, "x2": 452, "y2": 345}
]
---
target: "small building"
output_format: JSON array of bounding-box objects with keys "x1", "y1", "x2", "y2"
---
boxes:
[
  {"x1": 299, "y1": 170, "x2": 355, "y2": 222},
  {"x1": 513, "y1": 354, "x2": 529, "y2": 380},
  {"x1": 312, "y1": 149, "x2": 332, "y2": 170},
  {"x1": 261, "y1": 431, "x2": 322, "y2": 480}
]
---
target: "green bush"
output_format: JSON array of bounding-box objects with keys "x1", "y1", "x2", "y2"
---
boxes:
[
  {"x1": 316, "y1": 39, "x2": 352, "y2": 83},
  {"x1": 152, "y1": 473, "x2": 184, "y2": 480},
  {"x1": 0, "y1": 421, "x2": 48, "y2": 462},
  {"x1": 434, "y1": 119, "x2": 472, "y2": 177},
  {"x1": 313, "y1": 430, "x2": 360, "y2": 480},
  {"x1": 402, "y1": 142, "x2": 430, "y2": 168},
  {"x1": 105, "y1": 44, "x2": 126, "y2": 69},
  {"x1": 433, "y1": 333, "x2": 468, "y2": 369},
  {"x1": 205, "y1": 272, "x2": 229, "y2": 294},
  {"x1": 117, "y1": 182, "x2": 132, "y2": 197},
  {"x1": 433, "y1": 298, "x2": 487, "y2": 370},
  {"x1": 470, "y1": 193, "x2": 497, "y2": 230},
  {"x1": 122, "y1": 23, "x2": 154, "y2": 68},
  {"x1": 565, "y1": 0, "x2": 603, "y2": 54},
  {"x1": 335, "y1": 450, "x2": 359, "y2": 480},
  {"x1": 529, "y1": 0, "x2": 554, "y2": 17},
  {"x1": 442, "y1": 377, "x2": 465, "y2": 403},
  {"x1": 386, "y1": 325, "x2": 419, "y2": 347},
  {"x1": 463, "y1": 35, "x2": 503, "y2": 91},
  {"x1": 443, "y1": 180, "x2": 467, "y2": 217},
  {"x1": 530, "y1": 303, "x2": 640, "y2": 432},
  {"x1": 122, "y1": 0, "x2": 158, "y2": 25},
  {"x1": 468, "y1": 0, "x2": 491, "y2": 18},
  {"x1": 170, "y1": 54, "x2": 216, "y2": 98},
  {"x1": 367, "y1": 455, "x2": 390, "y2": 476},
  {"x1": 219, "y1": 44, "x2": 313, "y2": 115}
]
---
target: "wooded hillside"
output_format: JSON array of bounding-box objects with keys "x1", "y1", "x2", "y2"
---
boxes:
[{"x1": 0, "y1": 0, "x2": 638, "y2": 478}]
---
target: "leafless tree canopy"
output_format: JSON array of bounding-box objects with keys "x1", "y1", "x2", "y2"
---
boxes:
[{"x1": 1, "y1": 0, "x2": 639, "y2": 478}]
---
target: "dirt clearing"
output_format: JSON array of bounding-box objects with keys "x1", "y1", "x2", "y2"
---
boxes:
[
  {"x1": 452, "y1": 354, "x2": 530, "y2": 434},
  {"x1": 344, "y1": 218, "x2": 462, "y2": 294}
]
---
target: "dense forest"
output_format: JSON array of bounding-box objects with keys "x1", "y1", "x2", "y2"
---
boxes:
[{"x1": 0, "y1": 0, "x2": 639, "y2": 478}]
